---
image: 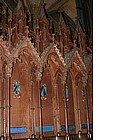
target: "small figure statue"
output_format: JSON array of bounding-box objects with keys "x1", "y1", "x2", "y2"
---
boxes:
[
  {"x1": 41, "y1": 84, "x2": 47, "y2": 100},
  {"x1": 82, "y1": 90, "x2": 85, "y2": 102},
  {"x1": 13, "y1": 81, "x2": 20, "y2": 97},
  {"x1": 66, "y1": 86, "x2": 69, "y2": 101}
]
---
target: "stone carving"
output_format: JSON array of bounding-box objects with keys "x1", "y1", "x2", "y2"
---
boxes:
[{"x1": 5, "y1": 62, "x2": 13, "y2": 78}]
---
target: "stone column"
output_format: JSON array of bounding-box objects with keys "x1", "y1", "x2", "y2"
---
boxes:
[
  {"x1": 0, "y1": 76, "x2": 4, "y2": 140},
  {"x1": 72, "y1": 79, "x2": 81, "y2": 134},
  {"x1": 8, "y1": 20, "x2": 12, "y2": 48},
  {"x1": 82, "y1": 75, "x2": 91, "y2": 138},
  {"x1": 36, "y1": 19, "x2": 40, "y2": 53},
  {"x1": 38, "y1": 80, "x2": 43, "y2": 139},
  {"x1": 84, "y1": 86, "x2": 91, "y2": 139},
  {"x1": 52, "y1": 80, "x2": 61, "y2": 136},
  {"x1": 76, "y1": 85, "x2": 82, "y2": 133},
  {"x1": 36, "y1": 69, "x2": 43, "y2": 140},
  {"x1": 6, "y1": 77, "x2": 12, "y2": 140},
  {"x1": 63, "y1": 83, "x2": 69, "y2": 139},
  {"x1": 62, "y1": 71, "x2": 69, "y2": 139},
  {"x1": 5, "y1": 62, "x2": 12, "y2": 140},
  {"x1": 30, "y1": 76, "x2": 36, "y2": 138}
]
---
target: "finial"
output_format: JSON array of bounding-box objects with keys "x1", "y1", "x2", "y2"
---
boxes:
[
  {"x1": 36, "y1": 19, "x2": 39, "y2": 28},
  {"x1": 40, "y1": 0, "x2": 45, "y2": 6},
  {"x1": 52, "y1": 34, "x2": 55, "y2": 44},
  {"x1": 73, "y1": 40, "x2": 76, "y2": 48}
]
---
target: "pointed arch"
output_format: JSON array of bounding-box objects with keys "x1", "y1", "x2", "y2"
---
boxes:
[
  {"x1": 41, "y1": 43, "x2": 66, "y2": 83},
  {"x1": 41, "y1": 44, "x2": 66, "y2": 67},
  {"x1": 12, "y1": 37, "x2": 41, "y2": 66},
  {"x1": 65, "y1": 49, "x2": 86, "y2": 78}
]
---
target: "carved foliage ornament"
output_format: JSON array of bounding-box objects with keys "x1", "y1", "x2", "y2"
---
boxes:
[
  {"x1": 35, "y1": 66, "x2": 43, "y2": 81},
  {"x1": 5, "y1": 62, "x2": 13, "y2": 78},
  {"x1": 48, "y1": 54, "x2": 59, "y2": 77}
]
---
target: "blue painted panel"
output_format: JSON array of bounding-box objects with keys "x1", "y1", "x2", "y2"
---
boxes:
[
  {"x1": 90, "y1": 124, "x2": 93, "y2": 128},
  {"x1": 38, "y1": 126, "x2": 53, "y2": 132},
  {"x1": 61, "y1": 125, "x2": 66, "y2": 131},
  {"x1": 68, "y1": 125, "x2": 75, "y2": 130},
  {"x1": 81, "y1": 124, "x2": 87, "y2": 129},
  {"x1": 81, "y1": 124, "x2": 93, "y2": 129},
  {"x1": 61, "y1": 125, "x2": 75, "y2": 131},
  {"x1": 10, "y1": 127, "x2": 26, "y2": 134}
]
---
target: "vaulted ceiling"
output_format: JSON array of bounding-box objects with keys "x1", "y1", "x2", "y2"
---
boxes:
[
  {"x1": 1, "y1": 0, "x2": 77, "y2": 22},
  {"x1": 0, "y1": 0, "x2": 92, "y2": 49}
]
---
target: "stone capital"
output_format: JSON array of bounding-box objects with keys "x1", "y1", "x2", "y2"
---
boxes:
[{"x1": 5, "y1": 62, "x2": 13, "y2": 78}]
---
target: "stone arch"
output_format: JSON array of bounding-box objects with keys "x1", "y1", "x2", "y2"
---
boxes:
[
  {"x1": 64, "y1": 49, "x2": 87, "y2": 133},
  {"x1": 41, "y1": 44, "x2": 66, "y2": 69},
  {"x1": 65, "y1": 49, "x2": 86, "y2": 79},
  {"x1": 41, "y1": 44, "x2": 65, "y2": 134},
  {"x1": 12, "y1": 37, "x2": 41, "y2": 67},
  {"x1": 10, "y1": 37, "x2": 41, "y2": 139},
  {"x1": 40, "y1": 60, "x2": 53, "y2": 137},
  {"x1": 66, "y1": 72, "x2": 75, "y2": 134},
  {"x1": 55, "y1": 70, "x2": 65, "y2": 134}
]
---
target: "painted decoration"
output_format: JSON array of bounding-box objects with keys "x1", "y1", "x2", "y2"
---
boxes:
[
  {"x1": 10, "y1": 127, "x2": 26, "y2": 134},
  {"x1": 13, "y1": 81, "x2": 20, "y2": 97},
  {"x1": 61, "y1": 124, "x2": 75, "y2": 131},
  {"x1": 41, "y1": 84, "x2": 47, "y2": 100},
  {"x1": 66, "y1": 86, "x2": 69, "y2": 100},
  {"x1": 37, "y1": 126, "x2": 53, "y2": 132},
  {"x1": 81, "y1": 123, "x2": 93, "y2": 129}
]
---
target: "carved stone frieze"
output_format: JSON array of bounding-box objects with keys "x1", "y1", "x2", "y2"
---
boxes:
[
  {"x1": 35, "y1": 66, "x2": 43, "y2": 81},
  {"x1": 0, "y1": 38, "x2": 11, "y2": 60},
  {"x1": 48, "y1": 54, "x2": 59, "y2": 77},
  {"x1": 5, "y1": 61, "x2": 13, "y2": 78}
]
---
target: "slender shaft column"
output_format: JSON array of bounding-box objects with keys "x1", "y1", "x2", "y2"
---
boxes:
[
  {"x1": 35, "y1": 68, "x2": 43, "y2": 139},
  {"x1": 8, "y1": 20, "x2": 12, "y2": 48},
  {"x1": 1, "y1": 76, "x2": 4, "y2": 139},
  {"x1": 6, "y1": 77, "x2": 12, "y2": 140},
  {"x1": 38, "y1": 80, "x2": 43, "y2": 139},
  {"x1": 84, "y1": 87, "x2": 91, "y2": 138},
  {"x1": 72, "y1": 80, "x2": 81, "y2": 134},
  {"x1": 31, "y1": 80, "x2": 36, "y2": 138},
  {"x1": 3, "y1": 106, "x2": 6, "y2": 140},
  {"x1": 36, "y1": 19, "x2": 40, "y2": 53},
  {"x1": 64, "y1": 99, "x2": 69, "y2": 135},
  {"x1": 64, "y1": 99, "x2": 69, "y2": 140},
  {"x1": 64, "y1": 84, "x2": 69, "y2": 140},
  {"x1": 75, "y1": 86, "x2": 82, "y2": 133},
  {"x1": 53, "y1": 82, "x2": 61, "y2": 136},
  {"x1": 51, "y1": 75, "x2": 61, "y2": 136}
]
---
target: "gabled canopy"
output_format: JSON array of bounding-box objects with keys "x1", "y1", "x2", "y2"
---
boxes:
[
  {"x1": 64, "y1": 48, "x2": 86, "y2": 75},
  {"x1": 12, "y1": 37, "x2": 41, "y2": 66},
  {"x1": 0, "y1": 36, "x2": 11, "y2": 60},
  {"x1": 41, "y1": 43, "x2": 66, "y2": 68}
]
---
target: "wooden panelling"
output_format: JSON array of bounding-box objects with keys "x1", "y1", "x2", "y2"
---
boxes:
[{"x1": 0, "y1": 0, "x2": 93, "y2": 139}]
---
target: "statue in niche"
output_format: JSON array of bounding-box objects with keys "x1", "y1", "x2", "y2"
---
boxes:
[
  {"x1": 41, "y1": 84, "x2": 47, "y2": 100},
  {"x1": 66, "y1": 86, "x2": 69, "y2": 101},
  {"x1": 82, "y1": 90, "x2": 85, "y2": 102},
  {"x1": 13, "y1": 81, "x2": 20, "y2": 98}
]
